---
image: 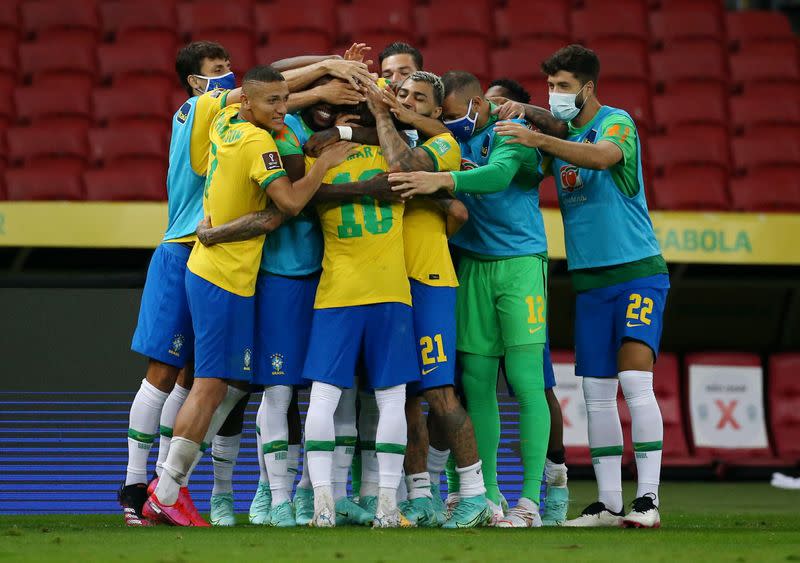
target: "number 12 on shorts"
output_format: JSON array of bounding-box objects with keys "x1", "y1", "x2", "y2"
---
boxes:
[
  {"x1": 526, "y1": 295, "x2": 545, "y2": 334},
  {"x1": 626, "y1": 293, "x2": 653, "y2": 327}
]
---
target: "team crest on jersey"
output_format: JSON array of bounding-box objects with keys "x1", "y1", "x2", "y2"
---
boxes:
[
  {"x1": 176, "y1": 102, "x2": 191, "y2": 124},
  {"x1": 168, "y1": 334, "x2": 184, "y2": 357},
  {"x1": 461, "y1": 158, "x2": 478, "y2": 171},
  {"x1": 244, "y1": 348, "x2": 252, "y2": 371},
  {"x1": 560, "y1": 164, "x2": 584, "y2": 193},
  {"x1": 270, "y1": 353, "x2": 285, "y2": 376}
]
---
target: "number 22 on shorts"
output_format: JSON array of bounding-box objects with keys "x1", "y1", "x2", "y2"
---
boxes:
[{"x1": 626, "y1": 293, "x2": 653, "y2": 327}]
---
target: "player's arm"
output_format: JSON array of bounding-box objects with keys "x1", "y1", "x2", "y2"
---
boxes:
[
  {"x1": 272, "y1": 55, "x2": 341, "y2": 73},
  {"x1": 196, "y1": 205, "x2": 286, "y2": 247},
  {"x1": 379, "y1": 87, "x2": 450, "y2": 138},
  {"x1": 491, "y1": 101, "x2": 568, "y2": 139},
  {"x1": 282, "y1": 59, "x2": 374, "y2": 93},
  {"x1": 433, "y1": 197, "x2": 469, "y2": 238},
  {"x1": 310, "y1": 173, "x2": 401, "y2": 204},
  {"x1": 303, "y1": 126, "x2": 381, "y2": 157},
  {"x1": 370, "y1": 97, "x2": 435, "y2": 173}
]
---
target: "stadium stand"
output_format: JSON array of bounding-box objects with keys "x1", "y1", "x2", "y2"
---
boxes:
[
  {"x1": 5, "y1": 164, "x2": 85, "y2": 200},
  {"x1": 99, "y1": 0, "x2": 177, "y2": 39},
  {"x1": 651, "y1": 167, "x2": 730, "y2": 211},
  {"x1": 494, "y1": 0, "x2": 571, "y2": 44},
  {"x1": 768, "y1": 354, "x2": 800, "y2": 466}
]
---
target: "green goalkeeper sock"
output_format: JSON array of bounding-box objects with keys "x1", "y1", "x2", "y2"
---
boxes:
[
  {"x1": 504, "y1": 343, "x2": 550, "y2": 504},
  {"x1": 445, "y1": 452, "x2": 459, "y2": 494},
  {"x1": 460, "y1": 352, "x2": 501, "y2": 504}
]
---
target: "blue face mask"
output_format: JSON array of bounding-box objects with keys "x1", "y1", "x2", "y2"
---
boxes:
[
  {"x1": 444, "y1": 100, "x2": 479, "y2": 142},
  {"x1": 196, "y1": 71, "x2": 236, "y2": 93}
]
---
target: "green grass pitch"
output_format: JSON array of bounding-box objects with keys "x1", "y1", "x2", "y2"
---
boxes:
[{"x1": 2, "y1": 482, "x2": 799, "y2": 562}]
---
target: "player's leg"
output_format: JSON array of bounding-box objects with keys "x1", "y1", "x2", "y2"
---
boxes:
[
  {"x1": 250, "y1": 392, "x2": 272, "y2": 524},
  {"x1": 492, "y1": 255, "x2": 551, "y2": 528},
  {"x1": 616, "y1": 279, "x2": 669, "y2": 528},
  {"x1": 356, "y1": 391, "x2": 380, "y2": 514},
  {"x1": 332, "y1": 386, "x2": 373, "y2": 525},
  {"x1": 156, "y1": 367, "x2": 193, "y2": 479},
  {"x1": 426, "y1": 419, "x2": 450, "y2": 520},
  {"x1": 541, "y1": 340, "x2": 570, "y2": 526},
  {"x1": 564, "y1": 286, "x2": 625, "y2": 527},
  {"x1": 209, "y1": 394, "x2": 247, "y2": 526},
  {"x1": 400, "y1": 394, "x2": 438, "y2": 526}
]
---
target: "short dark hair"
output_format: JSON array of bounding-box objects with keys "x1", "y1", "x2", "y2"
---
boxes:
[
  {"x1": 175, "y1": 41, "x2": 230, "y2": 96},
  {"x1": 441, "y1": 70, "x2": 482, "y2": 98},
  {"x1": 488, "y1": 78, "x2": 531, "y2": 104},
  {"x1": 541, "y1": 44, "x2": 600, "y2": 86},
  {"x1": 378, "y1": 42, "x2": 423, "y2": 70},
  {"x1": 242, "y1": 65, "x2": 285, "y2": 86},
  {"x1": 403, "y1": 71, "x2": 445, "y2": 106}
]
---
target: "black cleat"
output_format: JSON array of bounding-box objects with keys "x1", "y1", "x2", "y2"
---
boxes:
[{"x1": 118, "y1": 483, "x2": 154, "y2": 527}]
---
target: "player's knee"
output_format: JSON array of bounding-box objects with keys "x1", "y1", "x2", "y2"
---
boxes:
[
  {"x1": 617, "y1": 340, "x2": 655, "y2": 372},
  {"x1": 176, "y1": 365, "x2": 194, "y2": 389},
  {"x1": 145, "y1": 360, "x2": 180, "y2": 392},
  {"x1": 374, "y1": 384, "x2": 406, "y2": 412},
  {"x1": 582, "y1": 377, "x2": 619, "y2": 412},
  {"x1": 265, "y1": 385, "x2": 293, "y2": 411},
  {"x1": 618, "y1": 370, "x2": 656, "y2": 408},
  {"x1": 424, "y1": 386, "x2": 460, "y2": 416}
]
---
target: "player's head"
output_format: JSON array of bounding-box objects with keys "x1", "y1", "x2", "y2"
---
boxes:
[
  {"x1": 176, "y1": 41, "x2": 234, "y2": 97},
  {"x1": 240, "y1": 65, "x2": 289, "y2": 133},
  {"x1": 541, "y1": 44, "x2": 599, "y2": 122},
  {"x1": 379, "y1": 42, "x2": 423, "y2": 88},
  {"x1": 397, "y1": 71, "x2": 444, "y2": 120},
  {"x1": 441, "y1": 71, "x2": 486, "y2": 141},
  {"x1": 485, "y1": 78, "x2": 531, "y2": 104},
  {"x1": 301, "y1": 75, "x2": 340, "y2": 131}
]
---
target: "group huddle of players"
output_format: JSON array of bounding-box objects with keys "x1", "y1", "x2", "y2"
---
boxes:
[{"x1": 119, "y1": 39, "x2": 669, "y2": 530}]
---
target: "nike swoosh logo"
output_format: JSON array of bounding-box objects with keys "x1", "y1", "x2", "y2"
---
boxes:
[
  {"x1": 422, "y1": 366, "x2": 439, "y2": 375},
  {"x1": 412, "y1": 478, "x2": 425, "y2": 482},
  {"x1": 529, "y1": 327, "x2": 543, "y2": 334},
  {"x1": 626, "y1": 321, "x2": 645, "y2": 328}
]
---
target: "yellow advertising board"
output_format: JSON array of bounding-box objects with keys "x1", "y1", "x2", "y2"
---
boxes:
[{"x1": 0, "y1": 202, "x2": 799, "y2": 265}]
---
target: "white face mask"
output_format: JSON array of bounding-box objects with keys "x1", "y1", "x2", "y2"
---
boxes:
[{"x1": 549, "y1": 83, "x2": 589, "y2": 122}]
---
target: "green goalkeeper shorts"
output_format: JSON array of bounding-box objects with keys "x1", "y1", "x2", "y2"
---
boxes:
[{"x1": 456, "y1": 254, "x2": 548, "y2": 356}]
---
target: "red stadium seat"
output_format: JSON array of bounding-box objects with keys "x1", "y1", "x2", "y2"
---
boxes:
[
  {"x1": 21, "y1": 0, "x2": 98, "y2": 40},
  {"x1": 651, "y1": 166, "x2": 730, "y2": 211},
  {"x1": 177, "y1": 1, "x2": 253, "y2": 38},
  {"x1": 84, "y1": 161, "x2": 166, "y2": 201},
  {"x1": 255, "y1": 0, "x2": 336, "y2": 43},
  {"x1": 730, "y1": 166, "x2": 800, "y2": 212},
  {"x1": 19, "y1": 37, "x2": 96, "y2": 83},
  {"x1": 338, "y1": 0, "x2": 413, "y2": 43},
  {"x1": 100, "y1": 0, "x2": 176, "y2": 37},
  {"x1": 649, "y1": 8, "x2": 724, "y2": 46},
  {"x1": 730, "y1": 52, "x2": 800, "y2": 86},
  {"x1": 651, "y1": 0, "x2": 725, "y2": 17},
  {"x1": 735, "y1": 40, "x2": 799, "y2": 61},
  {"x1": 5, "y1": 162, "x2": 85, "y2": 200},
  {"x1": 14, "y1": 84, "x2": 92, "y2": 126},
  {"x1": 654, "y1": 354, "x2": 706, "y2": 466},
  {"x1": 649, "y1": 129, "x2": 730, "y2": 173},
  {"x1": 0, "y1": 79, "x2": 13, "y2": 128},
  {"x1": 425, "y1": 38, "x2": 490, "y2": 83},
  {"x1": 6, "y1": 124, "x2": 88, "y2": 165},
  {"x1": 92, "y1": 85, "x2": 172, "y2": 127},
  {"x1": 538, "y1": 176, "x2": 558, "y2": 208},
  {"x1": 768, "y1": 354, "x2": 800, "y2": 465},
  {"x1": 490, "y1": 39, "x2": 565, "y2": 84},
  {"x1": 572, "y1": 2, "x2": 648, "y2": 43},
  {"x1": 726, "y1": 11, "x2": 795, "y2": 47},
  {"x1": 732, "y1": 131, "x2": 800, "y2": 172},
  {"x1": 649, "y1": 44, "x2": 727, "y2": 92},
  {"x1": 730, "y1": 95, "x2": 800, "y2": 132},
  {"x1": 599, "y1": 79, "x2": 652, "y2": 127},
  {"x1": 588, "y1": 38, "x2": 649, "y2": 81},
  {"x1": 98, "y1": 37, "x2": 176, "y2": 84},
  {"x1": 494, "y1": 0, "x2": 570, "y2": 44},
  {"x1": 256, "y1": 34, "x2": 334, "y2": 66},
  {"x1": 192, "y1": 32, "x2": 255, "y2": 74},
  {"x1": 89, "y1": 124, "x2": 169, "y2": 165},
  {"x1": 417, "y1": 0, "x2": 492, "y2": 41},
  {"x1": 652, "y1": 94, "x2": 727, "y2": 131}
]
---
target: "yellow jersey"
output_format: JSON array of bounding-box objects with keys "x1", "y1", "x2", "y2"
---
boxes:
[
  {"x1": 187, "y1": 104, "x2": 287, "y2": 297},
  {"x1": 311, "y1": 145, "x2": 410, "y2": 308},
  {"x1": 403, "y1": 133, "x2": 462, "y2": 287}
]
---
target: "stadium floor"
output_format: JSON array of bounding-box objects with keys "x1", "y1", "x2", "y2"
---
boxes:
[{"x1": 2, "y1": 481, "x2": 798, "y2": 562}]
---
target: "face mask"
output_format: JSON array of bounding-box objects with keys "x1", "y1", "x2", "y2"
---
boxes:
[
  {"x1": 195, "y1": 71, "x2": 236, "y2": 93},
  {"x1": 444, "y1": 99, "x2": 479, "y2": 142},
  {"x1": 549, "y1": 83, "x2": 589, "y2": 122}
]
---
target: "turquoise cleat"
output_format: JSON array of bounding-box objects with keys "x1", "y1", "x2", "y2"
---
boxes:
[
  {"x1": 542, "y1": 486, "x2": 570, "y2": 526},
  {"x1": 210, "y1": 492, "x2": 236, "y2": 527},
  {"x1": 335, "y1": 497, "x2": 374, "y2": 526},
  {"x1": 269, "y1": 500, "x2": 296, "y2": 527},
  {"x1": 248, "y1": 482, "x2": 272, "y2": 525},
  {"x1": 442, "y1": 494, "x2": 492, "y2": 529},
  {"x1": 430, "y1": 483, "x2": 447, "y2": 526},
  {"x1": 358, "y1": 495, "x2": 377, "y2": 515},
  {"x1": 293, "y1": 487, "x2": 314, "y2": 526},
  {"x1": 402, "y1": 496, "x2": 440, "y2": 528}
]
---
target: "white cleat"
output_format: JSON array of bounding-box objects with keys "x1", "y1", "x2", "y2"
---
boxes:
[
  {"x1": 562, "y1": 502, "x2": 624, "y2": 527},
  {"x1": 444, "y1": 493, "x2": 460, "y2": 520},
  {"x1": 622, "y1": 493, "x2": 661, "y2": 529},
  {"x1": 373, "y1": 507, "x2": 415, "y2": 528},
  {"x1": 486, "y1": 498, "x2": 505, "y2": 526},
  {"x1": 310, "y1": 489, "x2": 336, "y2": 528},
  {"x1": 494, "y1": 497, "x2": 542, "y2": 528}
]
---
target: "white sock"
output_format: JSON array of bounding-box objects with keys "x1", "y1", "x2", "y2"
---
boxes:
[
  {"x1": 255, "y1": 395, "x2": 269, "y2": 484},
  {"x1": 155, "y1": 383, "x2": 189, "y2": 478},
  {"x1": 456, "y1": 461, "x2": 486, "y2": 497},
  {"x1": 298, "y1": 448, "x2": 312, "y2": 490},
  {"x1": 333, "y1": 386, "x2": 357, "y2": 500},
  {"x1": 545, "y1": 458, "x2": 568, "y2": 488},
  {"x1": 374, "y1": 385, "x2": 407, "y2": 495},
  {"x1": 427, "y1": 446, "x2": 450, "y2": 489},
  {"x1": 619, "y1": 370, "x2": 663, "y2": 506},
  {"x1": 287, "y1": 443, "x2": 300, "y2": 494},
  {"x1": 211, "y1": 434, "x2": 241, "y2": 495},
  {"x1": 358, "y1": 392, "x2": 379, "y2": 497},
  {"x1": 126, "y1": 379, "x2": 168, "y2": 486},
  {"x1": 379, "y1": 488, "x2": 398, "y2": 513},
  {"x1": 155, "y1": 437, "x2": 199, "y2": 505},
  {"x1": 583, "y1": 377, "x2": 623, "y2": 513},
  {"x1": 405, "y1": 472, "x2": 432, "y2": 500},
  {"x1": 396, "y1": 474, "x2": 407, "y2": 503},
  {"x1": 304, "y1": 382, "x2": 341, "y2": 490},
  {"x1": 262, "y1": 385, "x2": 292, "y2": 505}
]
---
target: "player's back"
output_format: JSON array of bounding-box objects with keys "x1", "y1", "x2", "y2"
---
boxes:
[{"x1": 311, "y1": 145, "x2": 410, "y2": 309}]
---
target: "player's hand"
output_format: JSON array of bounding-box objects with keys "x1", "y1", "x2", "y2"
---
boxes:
[
  {"x1": 492, "y1": 100, "x2": 526, "y2": 121},
  {"x1": 364, "y1": 81, "x2": 390, "y2": 117},
  {"x1": 322, "y1": 59, "x2": 376, "y2": 89},
  {"x1": 305, "y1": 128, "x2": 341, "y2": 158},
  {"x1": 318, "y1": 141, "x2": 360, "y2": 169},
  {"x1": 493, "y1": 121, "x2": 545, "y2": 147},
  {"x1": 316, "y1": 79, "x2": 366, "y2": 105},
  {"x1": 367, "y1": 173, "x2": 403, "y2": 203},
  {"x1": 380, "y1": 88, "x2": 415, "y2": 124},
  {"x1": 335, "y1": 113, "x2": 362, "y2": 127},
  {"x1": 196, "y1": 216, "x2": 214, "y2": 246},
  {"x1": 343, "y1": 42, "x2": 374, "y2": 67},
  {"x1": 389, "y1": 171, "x2": 453, "y2": 198}
]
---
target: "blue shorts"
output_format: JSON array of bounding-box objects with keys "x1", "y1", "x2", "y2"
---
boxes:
[
  {"x1": 575, "y1": 274, "x2": 670, "y2": 378},
  {"x1": 131, "y1": 243, "x2": 194, "y2": 367},
  {"x1": 302, "y1": 302, "x2": 420, "y2": 390},
  {"x1": 408, "y1": 280, "x2": 457, "y2": 394},
  {"x1": 185, "y1": 270, "x2": 255, "y2": 381},
  {"x1": 252, "y1": 273, "x2": 319, "y2": 387}
]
